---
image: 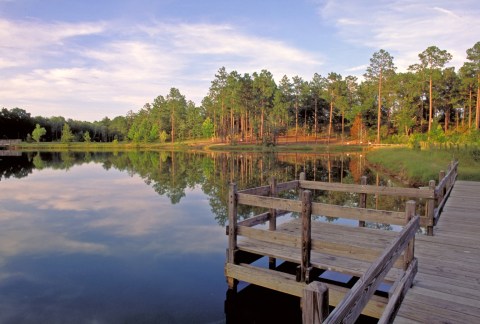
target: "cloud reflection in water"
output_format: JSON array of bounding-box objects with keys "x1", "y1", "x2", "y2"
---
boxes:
[{"x1": 0, "y1": 162, "x2": 227, "y2": 323}]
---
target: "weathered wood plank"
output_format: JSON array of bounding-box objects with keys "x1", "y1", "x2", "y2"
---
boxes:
[
  {"x1": 237, "y1": 238, "x2": 403, "y2": 282},
  {"x1": 300, "y1": 190, "x2": 312, "y2": 282},
  {"x1": 228, "y1": 183, "x2": 237, "y2": 265},
  {"x1": 325, "y1": 216, "x2": 419, "y2": 323},
  {"x1": 237, "y1": 185, "x2": 270, "y2": 196},
  {"x1": 302, "y1": 281, "x2": 329, "y2": 324},
  {"x1": 237, "y1": 193, "x2": 303, "y2": 212},
  {"x1": 311, "y1": 202, "x2": 406, "y2": 225},
  {"x1": 224, "y1": 263, "x2": 388, "y2": 318},
  {"x1": 395, "y1": 180, "x2": 480, "y2": 323},
  {"x1": 379, "y1": 258, "x2": 418, "y2": 324},
  {"x1": 299, "y1": 180, "x2": 435, "y2": 199},
  {"x1": 277, "y1": 180, "x2": 300, "y2": 192}
]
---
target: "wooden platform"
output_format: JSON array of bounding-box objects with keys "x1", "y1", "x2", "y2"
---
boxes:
[{"x1": 394, "y1": 180, "x2": 480, "y2": 323}]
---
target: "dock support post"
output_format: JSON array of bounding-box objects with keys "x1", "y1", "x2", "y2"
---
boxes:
[
  {"x1": 269, "y1": 177, "x2": 278, "y2": 269},
  {"x1": 404, "y1": 200, "x2": 416, "y2": 271},
  {"x1": 426, "y1": 180, "x2": 435, "y2": 236},
  {"x1": 227, "y1": 182, "x2": 238, "y2": 290},
  {"x1": 298, "y1": 190, "x2": 312, "y2": 283},
  {"x1": 302, "y1": 281, "x2": 329, "y2": 324},
  {"x1": 359, "y1": 176, "x2": 367, "y2": 227}
]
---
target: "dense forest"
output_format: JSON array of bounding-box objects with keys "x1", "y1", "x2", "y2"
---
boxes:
[{"x1": 1, "y1": 43, "x2": 480, "y2": 145}]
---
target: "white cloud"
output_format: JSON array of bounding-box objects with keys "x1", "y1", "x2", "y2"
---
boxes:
[
  {"x1": 317, "y1": 0, "x2": 480, "y2": 71},
  {"x1": 0, "y1": 18, "x2": 324, "y2": 120}
]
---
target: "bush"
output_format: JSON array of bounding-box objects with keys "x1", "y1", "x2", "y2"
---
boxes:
[{"x1": 408, "y1": 133, "x2": 426, "y2": 149}]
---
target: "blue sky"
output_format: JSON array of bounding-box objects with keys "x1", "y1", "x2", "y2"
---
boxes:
[{"x1": 1, "y1": 0, "x2": 479, "y2": 121}]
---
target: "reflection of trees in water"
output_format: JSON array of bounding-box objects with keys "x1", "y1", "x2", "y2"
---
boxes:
[
  {"x1": 2, "y1": 151, "x2": 410, "y2": 225},
  {"x1": 0, "y1": 154, "x2": 34, "y2": 180}
]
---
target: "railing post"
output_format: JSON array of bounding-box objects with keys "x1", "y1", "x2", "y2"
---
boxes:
[
  {"x1": 359, "y1": 176, "x2": 367, "y2": 227},
  {"x1": 404, "y1": 200, "x2": 416, "y2": 270},
  {"x1": 227, "y1": 182, "x2": 238, "y2": 290},
  {"x1": 299, "y1": 171, "x2": 306, "y2": 193},
  {"x1": 302, "y1": 281, "x2": 329, "y2": 324},
  {"x1": 426, "y1": 180, "x2": 435, "y2": 236},
  {"x1": 439, "y1": 170, "x2": 446, "y2": 200},
  {"x1": 269, "y1": 177, "x2": 278, "y2": 269},
  {"x1": 298, "y1": 190, "x2": 312, "y2": 283}
]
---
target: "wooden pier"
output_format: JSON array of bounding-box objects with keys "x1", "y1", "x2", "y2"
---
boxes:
[
  {"x1": 223, "y1": 161, "x2": 480, "y2": 323},
  {"x1": 393, "y1": 180, "x2": 480, "y2": 323}
]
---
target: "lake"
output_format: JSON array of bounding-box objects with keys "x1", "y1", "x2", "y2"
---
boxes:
[{"x1": 0, "y1": 150, "x2": 403, "y2": 323}]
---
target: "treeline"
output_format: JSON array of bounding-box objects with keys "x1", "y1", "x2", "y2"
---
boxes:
[
  {"x1": 0, "y1": 108, "x2": 128, "y2": 142},
  {"x1": 1, "y1": 42, "x2": 479, "y2": 144}
]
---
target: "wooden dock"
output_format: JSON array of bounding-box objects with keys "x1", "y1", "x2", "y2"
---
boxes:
[
  {"x1": 224, "y1": 161, "x2": 480, "y2": 323},
  {"x1": 393, "y1": 180, "x2": 480, "y2": 323}
]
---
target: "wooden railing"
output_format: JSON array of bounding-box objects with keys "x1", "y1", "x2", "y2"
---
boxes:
[
  {"x1": 226, "y1": 162, "x2": 458, "y2": 322},
  {"x1": 226, "y1": 178, "x2": 420, "y2": 322},
  {"x1": 231, "y1": 160, "x2": 457, "y2": 235},
  {"x1": 303, "y1": 214, "x2": 419, "y2": 323},
  {"x1": 433, "y1": 160, "x2": 458, "y2": 224}
]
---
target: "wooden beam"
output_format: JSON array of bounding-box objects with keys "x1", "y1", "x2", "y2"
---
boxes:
[
  {"x1": 299, "y1": 180, "x2": 435, "y2": 199},
  {"x1": 404, "y1": 201, "x2": 416, "y2": 270},
  {"x1": 237, "y1": 193, "x2": 303, "y2": 212},
  {"x1": 426, "y1": 180, "x2": 435, "y2": 235},
  {"x1": 237, "y1": 185, "x2": 270, "y2": 196},
  {"x1": 301, "y1": 190, "x2": 312, "y2": 282},
  {"x1": 379, "y1": 258, "x2": 418, "y2": 324},
  {"x1": 277, "y1": 180, "x2": 300, "y2": 192},
  {"x1": 228, "y1": 183, "x2": 237, "y2": 264},
  {"x1": 224, "y1": 263, "x2": 388, "y2": 318},
  {"x1": 324, "y1": 216, "x2": 420, "y2": 323},
  {"x1": 302, "y1": 281, "x2": 329, "y2": 324},
  {"x1": 359, "y1": 176, "x2": 367, "y2": 227},
  {"x1": 311, "y1": 202, "x2": 406, "y2": 226}
]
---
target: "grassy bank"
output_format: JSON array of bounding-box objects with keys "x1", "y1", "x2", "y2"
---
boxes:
[
  {"x1": 206, "y1": 143, "x2": 365, "y2": 153},
  {"x1": 15, "y1": 142, "x2": 191, "y2": 151},
  {"x1": 15, "y1": 141, "x2": 366, "y2": 153},
  {"x1": 366, "y1": 147, "x2": 480, "y2": 185}
]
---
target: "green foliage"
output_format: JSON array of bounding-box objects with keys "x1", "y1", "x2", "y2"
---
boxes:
[
  {"x1": 159, "y1": 130, "x2": 168, "y2": 143},
  {"x1": 83, "y1": 131, "x2": 91, "y2": 143},
  {"x1": 32, "y1": 124, "x2": 46, "y2": 142},
  {"x1": 202, "y1": 117, "x2": 214, "y2": 139},
  {"x1": 408, "y1": 133, "x2": 426, "y2": 149},
  {"x1": 368, "y1": 147, "x2": 480, "y2": 183},
  {"x1": 60, "y1": 123, "x2": 74, "y2": 143},
  {"x1": 428, "y1": 123, "x2": 446, "y2": 144},
  {"x1": 3, "y1": 41, "x2": 480, "y2": 146}
]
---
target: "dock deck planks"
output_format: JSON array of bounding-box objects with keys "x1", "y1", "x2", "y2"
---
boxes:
[{"x1": 394, "y1": 180, "x2": 480, "y2": 323}]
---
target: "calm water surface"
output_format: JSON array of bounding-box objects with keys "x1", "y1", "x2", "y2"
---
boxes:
[{"x1": 0, "y1": 151, "x2": 402, "y2": 323}]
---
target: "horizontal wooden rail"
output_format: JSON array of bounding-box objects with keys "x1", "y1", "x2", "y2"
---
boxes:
[
  {"x1": 233, "y1": 210, "x2": 289, "y2": 229},
  {"x1": 433, "y1": 160, "x2": 458, "y2": 223},
  {"x1": 237, "y1": 180, "x2": 299, "y2": 196},
  {"x1": 237, "y1": 193, "x2": 303, "y2": 212},
  {"x1": 237, "y1": 193, "x2": 407, "y2": 226},
  {"x1": 225, "y1": 263, "x2": 388, "y2": 318},
  {"x1": 237, "y1": 225, "x2": 404, "y2": 269},
  {"x1": 311, "y1": 202, "x2": 405, "y2": 226},
  {"x1": 300, "y1": 180, "x2": 435, "y2": 199}
]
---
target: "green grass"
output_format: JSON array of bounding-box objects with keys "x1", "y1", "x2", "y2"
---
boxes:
[
  {"x1": 15, "y1": 141, "x2": 191, "y2": 151},
  {"x1": 16, "y1": 141, "x2": 366, "y2": 153},
  {"x1": 207, "y1": 143, "x2": 365, "y2": 153},
  {"x1": 366, "y1": 147, "x2": 480, "y2": 185}
]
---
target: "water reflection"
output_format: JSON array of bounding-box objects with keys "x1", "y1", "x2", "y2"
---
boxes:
[{"x1": 0, "y1": 150, "x2": 412, "y2": 323}]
